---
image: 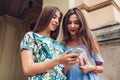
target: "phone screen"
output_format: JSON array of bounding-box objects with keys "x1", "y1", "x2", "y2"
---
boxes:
[{"x1": 74, "y1": 48, "x2": 83, "y2": 53}]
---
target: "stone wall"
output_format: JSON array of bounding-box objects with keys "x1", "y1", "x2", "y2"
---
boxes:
[
  {"x1": 92, "y1": 23, "x2": 120, "y2": 80},
  {"x1": 99, "y1": 39, "x2": 120, "y2": 80}
]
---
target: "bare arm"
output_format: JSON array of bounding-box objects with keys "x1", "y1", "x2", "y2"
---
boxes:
[
  {"x1": 78, "y1": 56, "x2": 104, "y2": 74},
  {"x1": 20, "y1": 49, "x2": 79, "y2": 76},
  {"x1": 21, "y1": 49, "x2": 60, "y2": 76},
  {"x1": 93, "y1": 61, "x2": 104, "y2": 73}
]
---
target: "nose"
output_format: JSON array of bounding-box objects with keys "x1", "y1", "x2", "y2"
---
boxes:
[
  {"x1": 71, "y1": 23, "x2": 75, "y2": 28},
  {"x1": 54, "y1": 18, "x2": 59, "y2": 26},
  {"x1": 55, "y1": 18, "x2": 59, "y2": 23}
]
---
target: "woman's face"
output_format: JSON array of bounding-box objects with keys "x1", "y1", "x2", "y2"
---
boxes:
[
  {"x1": 47, "y1": 11, "x2": 60, "y2": 32},
  {"x1": 67, "y1": 14, "x2": 80, "y2": 37}
]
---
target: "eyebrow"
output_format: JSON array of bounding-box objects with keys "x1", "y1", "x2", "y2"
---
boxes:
[{"x1": 68, "y1": 20, "x2": 79, "y2": 22}]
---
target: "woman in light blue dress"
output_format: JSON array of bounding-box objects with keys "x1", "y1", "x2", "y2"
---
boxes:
[
  {"x1": 62, "y1": 8, "x2": 104, "y2": 80},
  {"x1": 20, "y1": 6, "x2": 79, "y2": 80}
]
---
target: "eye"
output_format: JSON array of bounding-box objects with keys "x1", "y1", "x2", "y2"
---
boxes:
[
  {"x1": 74, "y1": 21, "x2": 79, "y2": 24},
  {"x1": 67, "y1": 21, "x2": 72, "y2": 24},
  {"x1": 52, "y1": 14, "x2": 60, "y2": 22},
  {"x1": 67, "y1": 20, "x2": 79, "y2": 25},
  {"x1": 52, "y1": 15, "x2": 57, "y2": 19}
]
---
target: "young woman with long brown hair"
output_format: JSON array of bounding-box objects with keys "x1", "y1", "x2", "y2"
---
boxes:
[
  {"x1": 20, "y1": 6, "x2": 79, "y2": 80},
  {"x1": 62, "y1": 8, "x2": 104, "y2": 80}
]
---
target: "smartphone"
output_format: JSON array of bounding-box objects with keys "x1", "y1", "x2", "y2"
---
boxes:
[
  {"x1": 74, "y1": 48, "x2": 83, "y2": 53},
  {"x1": 79, "y1": 53, "x2": 85, "y2": 66},
  {"x1": 74, "y1": 48, "x2": 85, "y2": 66}
]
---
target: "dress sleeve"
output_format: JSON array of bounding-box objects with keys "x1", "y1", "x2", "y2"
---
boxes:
[
  {"x1": 92, "y1": 52, "x2": 104, "y2": 63},
  {"x1": 20, "y1": 32, "x2": 33, "y2": 51}
]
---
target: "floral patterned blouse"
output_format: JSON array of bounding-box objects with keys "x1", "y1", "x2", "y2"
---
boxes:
[{"x1": 20, "y1": 31, "x2": 66, "y2": 80}]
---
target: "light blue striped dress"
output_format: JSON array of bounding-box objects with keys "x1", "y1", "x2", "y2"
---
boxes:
[{"x1": 64, "y1": 45, "x2": 104, "y2": 80}]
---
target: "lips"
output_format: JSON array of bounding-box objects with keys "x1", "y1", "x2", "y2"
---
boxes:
[
  {"x1": 71, "y1": 29, "x2": 76, "y2": 31},
  {"x1": 68, "y1": 29, "x2": 78, "y2": 35},
  {"x1": 52, "y1": 23, "x2": 58, "y2": 29},
  {"x1": 70, "y1": 29, "x2": 76, "y2": 32}
]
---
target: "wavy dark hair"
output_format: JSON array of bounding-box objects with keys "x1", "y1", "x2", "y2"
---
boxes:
[
  {"x1": 33, "y1": 6, "x2": 63, "y2": 40},
  {"x1": 62, "y1": 8, "x2": 99, "y2": 55}
]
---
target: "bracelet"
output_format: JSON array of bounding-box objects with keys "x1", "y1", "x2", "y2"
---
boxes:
[{"x1": 93, "y1": 66, "x2": 97, "y2": 72}]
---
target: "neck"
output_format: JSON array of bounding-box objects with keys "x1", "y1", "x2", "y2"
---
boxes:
[
  {"x1": 65, "y1": 38, "x2": 82, "y2": 48},
  {"x1": 71, "y1": 35, "x2": 79, "y2": 41},
  {"x1": 38, "y1": 30, "x2": 50, "y2": 37},
  {"x1": 69, "y1": 36, "x2": 83, "y2": 44}
]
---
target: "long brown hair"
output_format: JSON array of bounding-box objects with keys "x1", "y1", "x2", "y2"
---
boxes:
[
  {"x1": 62, "y1": 8, "x2": 100, "y2": 55},
  {"x1": 33, "y1": 6, "x2": 63, "y2": 40}
]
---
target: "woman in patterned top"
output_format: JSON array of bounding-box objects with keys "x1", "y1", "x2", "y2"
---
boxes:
[{"x1": 20, "y1": 6, "x2": 79, "y2": 80}]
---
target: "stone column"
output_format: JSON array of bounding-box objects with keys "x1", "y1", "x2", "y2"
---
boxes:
[{"x1": 0, "y1": 15, "x2": 27, "y2": 80}]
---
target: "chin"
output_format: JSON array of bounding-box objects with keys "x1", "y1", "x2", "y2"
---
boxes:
[
  {"x1": 70, "y1": 33, "x2": 76, "y2": 35},
  {"x1": 51, "y1": 29, "x2": 56, "y2": 31}
]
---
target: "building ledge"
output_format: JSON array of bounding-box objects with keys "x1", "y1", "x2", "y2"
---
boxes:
[{"x1": 92, "y1": 22, "x2": 120, "y2": 42}]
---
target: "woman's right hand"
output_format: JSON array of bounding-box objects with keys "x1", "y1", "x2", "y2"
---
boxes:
[{"x1": 57, "y1": 50, "x2": 79, "y2": 65}]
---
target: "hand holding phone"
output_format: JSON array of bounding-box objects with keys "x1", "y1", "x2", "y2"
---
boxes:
[
  {"x1": 75, "y1": 48, "x2": 85, "y2": 66},
  {"x1": 74, "y1": 48, "x2": 83, "y2": 54}
]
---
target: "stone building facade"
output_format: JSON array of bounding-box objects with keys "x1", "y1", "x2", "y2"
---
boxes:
[{"x1": 0, "y1": 0, "x2": 120, "y2": 80}]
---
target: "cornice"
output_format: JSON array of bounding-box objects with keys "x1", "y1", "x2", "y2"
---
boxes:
[
  {"x1": 92, "y1": 23, "x2": 120, "y2": 42},
  {"x1": 77, "y1": 0, "x2": 120, "y2": 12}
]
